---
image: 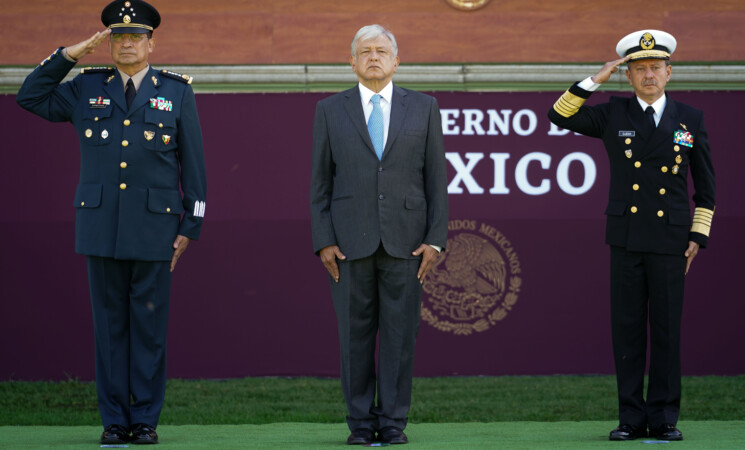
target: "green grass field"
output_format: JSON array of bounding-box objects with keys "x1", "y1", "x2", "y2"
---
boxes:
[{"x1": 2, "y1": 376, "x2": 744, "y2": 448}]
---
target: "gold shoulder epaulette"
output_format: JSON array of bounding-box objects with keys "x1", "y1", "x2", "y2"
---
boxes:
[
  {"x1": 81, "y1": 67, "x2": 115, "y2": 74},
  {"x1": 160, "y1": 69, "x2": 193, "y2": 85}
]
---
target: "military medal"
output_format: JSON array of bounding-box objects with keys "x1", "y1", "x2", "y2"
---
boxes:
[
  {"x1": 625, "y1": 149, "x2": 632, "y2": 158},
  {"x1": 162, "y1": 135, "x2": 171, "y2": 145},
  {"x1": 101, "y1": 129, "x2": 109, "y2": 139},
  {"x1": 144, "y1": 130, "x2": 155, "y2": 141},
  {"x1": 149, "y1": 97, "x2": 173, "y2": 111},
  {"x1": 673, "y1": 130, "x2": 694, "y2": 148},
  {"x1": 672, "y1": 165, "x2": 679, "y2": 174}
]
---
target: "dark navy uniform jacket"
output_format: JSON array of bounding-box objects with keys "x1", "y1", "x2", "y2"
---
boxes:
[
  {"x1": 548, "y1": 82, "x2": 715, "y2": 256},
  {"x1": 17, "y1": 48, "x2": 206, "y2": 261}
]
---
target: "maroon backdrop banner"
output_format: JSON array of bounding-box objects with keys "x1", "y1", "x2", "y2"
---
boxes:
[{"x1": 1, "y1": 89, "x2": 743, "y2": 380}]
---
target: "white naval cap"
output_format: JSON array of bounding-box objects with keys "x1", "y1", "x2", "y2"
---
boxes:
[{"x1": 616, "y1": 30, "x2": 677, "y2": 61}]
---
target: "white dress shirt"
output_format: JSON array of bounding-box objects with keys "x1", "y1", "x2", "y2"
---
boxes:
[{"x1": 358, "y1": 81, "x2": 393, "y2": 147}]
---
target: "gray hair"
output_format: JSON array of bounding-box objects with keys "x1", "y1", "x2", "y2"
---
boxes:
[{"x1": 351, "y1": 24, "x2": 398, "y2": 58}]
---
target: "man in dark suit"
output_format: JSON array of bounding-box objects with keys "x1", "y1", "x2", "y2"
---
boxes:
[
  {"x1": 548, "y1": 30, "x2": 715, "y2": 442},
  {"x1": 16, "y1": 0, "x2": 206, "y2": 444},
  {"x1": 310, "y1": 24, "x2": 448, "y2": 445}
]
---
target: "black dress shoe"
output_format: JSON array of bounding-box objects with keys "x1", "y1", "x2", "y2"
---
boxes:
[
  {"x1": 130, "y1": 423, "x2": 159, "y2": 445},
  {"x1": 609, "y1": 424, "x2": 646, "y2": 441},
  {"x1": 100, "y1": 424, "x2": 129, "y2": 445},
  {"x1": 649, "y1": 423, "x2": 683, "y2": 441},
  {"x1": 346, "y1": 428, "x2": 375, "y2": 445},
  {"x1": 378, "y1": 427, "x2": 408, "y2": 444}
]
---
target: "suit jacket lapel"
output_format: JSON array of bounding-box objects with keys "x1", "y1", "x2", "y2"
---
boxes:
[
  {"x1": 103, "y1": 71, "x2": 127, "y2": 113},
  {"x1": 649, "y1": 94, "x2": 677, "y2": 150},
  {"x1": 382, "y1": 85, "x2": 409, "y2": 160},
  {"x1": 344, "y1": 86, "x2": 377, "y2": 156}
]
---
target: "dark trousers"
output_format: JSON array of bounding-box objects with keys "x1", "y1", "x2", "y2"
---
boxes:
[
  {"x1": 329, "y1": 245, "x2": 423, "y2": 432},
  {"x1": 87, "y1": 256, "x2": 172, "y2": 429},
  {"x1": 609, "y1": 246, "x2": 686, "y2": 429}
]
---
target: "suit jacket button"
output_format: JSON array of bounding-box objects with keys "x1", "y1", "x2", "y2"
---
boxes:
[
  {"x1": 122, "y1": 140, "x2": 129, "y2": 147},
  {"x1": 634, "y1": 161, "x2": 641, "y2": 168},
  {"x1": 379, "y1": 194, "x2": 384, "y2": 200},
  {"x1": 657, "y1": 210, "x2": 664, "y2": 217},
  {"x1": 120, "y1": 162, "x2": 127, "y2": 169},
  {"x1": 124, "y1": 119, "x2": 131, "y2": 126},
  {"x1": 632, "y1": 184, "x2": 639, "y2": 191},
  {"x1": 659, "y1": 188, "x2": 666, "y2": 195},
  {"x1": 378, "y1": 167, "x2": 383, "y2": 172},
  {"x1": 630, "y1": 206, "x2": 638, "y2": 213},
  {"x1": 661, "y1": 166, "x2": 668, "y2": 173},
  {"x1": 166, "y1": 207, "x2": 171, "y2": 212},
  {"x1": 120, "y1": 183, "x2": 127, "y2": 190}
]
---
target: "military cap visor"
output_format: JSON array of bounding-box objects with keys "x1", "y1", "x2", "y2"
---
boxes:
[
  {"x1": 616, "y1": 30, "x2": 677, "y2": 62},
  {"x1": 101, "y1": 0, "x2": 161, "y2": 34}
]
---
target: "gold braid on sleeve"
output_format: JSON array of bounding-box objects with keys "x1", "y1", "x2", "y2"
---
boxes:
[
  {"x1": 690, "y1": 206, "x2": 715, "y2": 237},
  {"x1": 553, "y1": 90, "x2": 586, "y2": 118}
]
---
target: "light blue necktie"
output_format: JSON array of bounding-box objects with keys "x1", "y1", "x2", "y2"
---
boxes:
[{"x1": 368, "y1": 94, "x2": 384, "y2": 160}]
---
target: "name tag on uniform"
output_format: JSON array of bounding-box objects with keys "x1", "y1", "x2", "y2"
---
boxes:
[
  {"x1": 674, "y1": 130, "x2": 694, "y2": 147},
  {"x1": 618, "y1": 130, "x2": 635, "y2": 137},
  {"x1": 89, "y1": 97, "x2": 111, "y2": 108}
]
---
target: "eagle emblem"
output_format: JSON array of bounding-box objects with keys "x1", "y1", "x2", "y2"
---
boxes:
[{"x1": 422, "y1": 222, "x2": 522, "y2": 335}]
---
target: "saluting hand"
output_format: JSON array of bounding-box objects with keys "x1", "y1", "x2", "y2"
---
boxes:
[
  {"x1": 684, "y1": 241, "x2": 700, "y2": 275},
  {"x1": 170, "y1": 235, "x2": 191, "y2": 272},
  {"x1": 66, "y1": 29, "x2": 112, "y2": 61},
  {"x1": 591, "y1": 55, "x2": 631, "y2": 84},
  {"x1": 413, "y1": 244, "x2": 439, "y2": 284}
]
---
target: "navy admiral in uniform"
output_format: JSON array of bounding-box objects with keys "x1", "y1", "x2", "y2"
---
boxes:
[
  {"x1": 548, "y1": 30, "x2": 715, "y2": 441},
  {"x1": 311, "y1": 25, "x2": 448, "y2": 445},
  {"x1": 16, "y1": 0, "x2": 206, "y2": 444}
]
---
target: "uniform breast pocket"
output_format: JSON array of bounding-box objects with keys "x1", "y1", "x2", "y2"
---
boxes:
[
  {"x1": 144, "y1": 109, "x2": 178, "y2": 151},
  {"x1": 81, "y1": 107, "x2": 113, "y2": 146}
]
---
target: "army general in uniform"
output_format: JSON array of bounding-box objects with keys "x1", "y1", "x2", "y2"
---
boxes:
[
  {"x1": 16, "y1": 0, "x2": 206, "y2": 444},
  {"x1": 548, "y1": 30, "x2": 715, "y2": 441}
]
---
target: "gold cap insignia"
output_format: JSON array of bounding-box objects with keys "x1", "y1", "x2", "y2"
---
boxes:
[
  {"x1": 640, "y1": 32, "x2": 655, "y2": 50},
  {"x1": 123, "y1": 15, "x2": 131, "y2": 23}
]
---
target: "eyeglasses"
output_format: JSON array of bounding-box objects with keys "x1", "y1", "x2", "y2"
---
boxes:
[{"x1": 111, "y1": 33, "x2": 148, "y2": 43}]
